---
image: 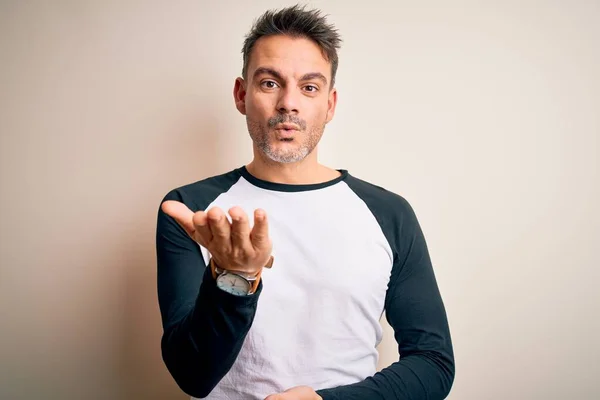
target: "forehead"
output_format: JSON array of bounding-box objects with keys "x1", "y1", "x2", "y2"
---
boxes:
[{"x1": 247, "y1": 35, "x2": 331, "y2": 80}]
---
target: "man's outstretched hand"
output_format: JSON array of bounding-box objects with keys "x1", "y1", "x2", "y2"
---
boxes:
[
  {"x1": 264, "y1": 386, "x2": 323, "y2": 400},
  {"x1": 161, "y1": 200, "x2": 273, "y2": 276}
]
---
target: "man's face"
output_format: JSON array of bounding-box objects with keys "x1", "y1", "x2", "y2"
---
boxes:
[{"x1": 234, "y1": 35, "x2": 337, "y2": 164}]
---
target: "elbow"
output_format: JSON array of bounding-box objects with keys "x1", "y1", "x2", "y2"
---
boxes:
[
  {"x1": 443, "y1": 362, "x2": 455, "y2": 398},
  {"x1": 416, "y1": 348, "x2": 455, "y2": 398},
  {"x1": 428, "y1": 333, "x2": 455, "y2": 397},
  {"x1": 437, "y1": 349, "x2": 455, "y2": 398},
  {"x1": 161, "y1": 333, "x2": 218, "y2": 398},
  {"x1": 162, "y1": 347, "x2": 217, "y2": 398},
  {"x1": 173, "y1": 377, "x2": 214, "y2": 399}
]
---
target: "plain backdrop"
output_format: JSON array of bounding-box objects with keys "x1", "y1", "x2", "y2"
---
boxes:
[{"x1": 1, "y1": 1, "x2": 598, "y2": 399}]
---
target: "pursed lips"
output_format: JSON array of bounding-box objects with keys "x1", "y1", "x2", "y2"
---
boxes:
[
  {"x1": 274, "y1": 124, "x2": 299, "y2": 139},
  {"x1": 275, "y1": 123, "x2": 300, "y2": 131}
]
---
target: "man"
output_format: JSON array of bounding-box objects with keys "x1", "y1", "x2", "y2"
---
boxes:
[{"x1": 156, "y1": 5, "x2": 454, "y2": 400}]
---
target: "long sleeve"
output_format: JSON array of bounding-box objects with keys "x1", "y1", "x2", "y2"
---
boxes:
[
  {"x1": 317, "y1": 196, "x2": 455, "y2": 400},
  {"x1": 156, "y1": 189, "x2": 261, "y2": 398}
]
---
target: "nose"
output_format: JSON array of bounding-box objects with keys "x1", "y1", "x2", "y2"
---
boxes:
[{"x1": 276, "y1": 86, "x2": 300, "y2": 114}]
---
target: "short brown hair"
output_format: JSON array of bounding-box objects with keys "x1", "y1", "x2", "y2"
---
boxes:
[{"x1": 241, "y1": 4, "x2": 342, "y2": 88}]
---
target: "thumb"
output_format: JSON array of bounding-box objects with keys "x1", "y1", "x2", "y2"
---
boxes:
[{"x1": 161, "y1": 200, "x2": 195, "y2": 237}]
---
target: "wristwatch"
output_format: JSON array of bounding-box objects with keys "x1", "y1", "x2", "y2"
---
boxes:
[{"x1": 210, "y1": 256, "x2": 274, "y2": 296}]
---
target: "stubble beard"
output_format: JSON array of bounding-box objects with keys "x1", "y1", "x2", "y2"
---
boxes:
[{"x1": 247, "y1": 114, "x2": 325, "y2": 164}]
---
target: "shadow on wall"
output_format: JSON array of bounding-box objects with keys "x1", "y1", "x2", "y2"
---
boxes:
[{"x1": 115, "y1": 94, "x2": 226, "y2": 399}]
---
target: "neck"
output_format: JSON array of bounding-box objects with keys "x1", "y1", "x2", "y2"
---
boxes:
[{"x1": 246, "y1": 149, "x2": 340, "y2": 185}]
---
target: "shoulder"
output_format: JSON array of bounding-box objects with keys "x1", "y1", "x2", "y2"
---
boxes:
[
  {"x1": 161, "y1": 168, "x2": 243, "y2": 211},
  {"x1": 343, "y1": 173, "x2": 421, "y2": 252},
  {"x1": 344, "y1": 173, "x2": 415, "y2": 217}
]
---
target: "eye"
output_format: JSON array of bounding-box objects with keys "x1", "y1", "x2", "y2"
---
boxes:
[
  {"x1": 261, "y1": 80, "x2": 279, "y2": 89},
  {"x1": 304, "y1": 85, "x2": 319, "y2": 93}
]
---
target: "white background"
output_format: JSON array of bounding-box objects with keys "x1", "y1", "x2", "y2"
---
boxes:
[{"x1": 1, "y1": 1, "x2": 598, "y2": 398}]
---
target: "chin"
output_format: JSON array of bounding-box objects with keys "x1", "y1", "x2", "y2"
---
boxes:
[{"x1": 264, "y1": 147, "x2": 310, "y2": 164}]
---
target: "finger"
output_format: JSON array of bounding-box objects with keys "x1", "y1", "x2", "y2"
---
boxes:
[
  {"x1": 228, "y1": 206, "x2": 252, "y2": 252},
  {"x1": 161, "y1": 200, "x2": 195, "y2": 237},
  {"x1": 250, "y1": 209, "x2": 270, "y2": 250},
  {"x1": 264, "y1": 395, "x2": 281, "y2": 400},
  {"x1": 207, "y1": 207, "x2": 231, "y2": 250},
  {"x1": 192, "y1": 210, "x2": 212, "y2": 245}
]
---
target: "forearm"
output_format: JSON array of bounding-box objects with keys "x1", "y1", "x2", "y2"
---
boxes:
[
  {"x1": 316, "y1": 350, "x2": 454, "y2": 400},
  {"x1": 161, "y1": 267, "x2": 261, "y2": 398}
]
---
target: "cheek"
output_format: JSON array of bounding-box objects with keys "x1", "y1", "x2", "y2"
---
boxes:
[
  {"x1": 247, "y1": 92, "x2": 276, "y2": 115},
  {"x1": 309, "y1": 102, "x2": 330, "y2": 124}
]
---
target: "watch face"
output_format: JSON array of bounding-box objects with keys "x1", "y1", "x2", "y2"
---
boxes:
[{"x1": 217, "y1": 273, "x2": 251, "y2": 296}]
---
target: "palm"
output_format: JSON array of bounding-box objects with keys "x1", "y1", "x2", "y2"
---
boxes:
[{"x1": 161, "y1": 200, "x2": 273, "y2": 274}]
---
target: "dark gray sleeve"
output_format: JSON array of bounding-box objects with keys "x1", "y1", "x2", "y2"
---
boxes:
[
  {"x1": 317, "y1": 185, "x2": 454, "y2": 399},
  {"x1": 156, "y1": 189, "x2": 261, "y2": 398}
]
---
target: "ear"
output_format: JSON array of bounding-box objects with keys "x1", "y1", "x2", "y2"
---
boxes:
[
  {"x1": 325, "y1": 87, "x2": 338, "y2": 124},
  {"x1": 233, "y1": 77, "x2": 247, "y2": 115}
]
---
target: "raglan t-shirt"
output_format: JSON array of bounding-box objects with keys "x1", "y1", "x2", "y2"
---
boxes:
[{"x1": 156, "y1": 166, "x2": 454, "y2": 400}]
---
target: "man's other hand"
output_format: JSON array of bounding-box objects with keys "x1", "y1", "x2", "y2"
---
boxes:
[
  {"x1": 264, "y1": 386, "x2": 322, "y2": 400},
  {"x1": 161, "y1": 201, "x2": 273, "y2": 276}
]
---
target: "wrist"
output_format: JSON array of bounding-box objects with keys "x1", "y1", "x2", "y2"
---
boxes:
[
  {"x1": 210, "y1": 258, "x2": 265, "y2": 296},
  {"x1": 209, "y1": 257, "x2": 272, "y2": 279}
]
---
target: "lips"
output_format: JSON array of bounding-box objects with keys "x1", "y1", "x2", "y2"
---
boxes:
[
  {"x1": 275, "y1": 128, "x2": 296, "y2": 139},
  {"x1": 274, "y1": 123, "x2": 300, "y2": 131}
]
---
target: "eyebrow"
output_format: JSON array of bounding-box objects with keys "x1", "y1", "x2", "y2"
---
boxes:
[{"x1": 253, "y1": 67, "x2": 328, "y2": 86}]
